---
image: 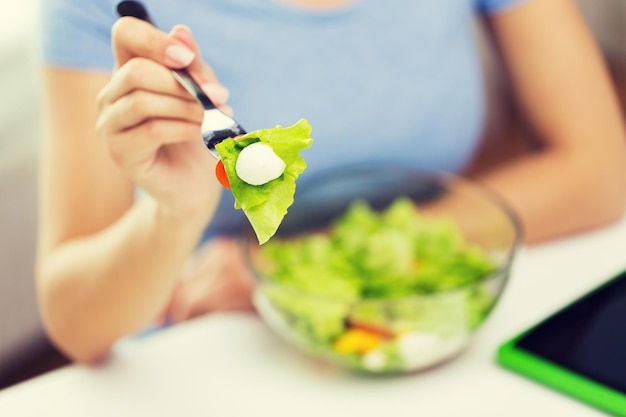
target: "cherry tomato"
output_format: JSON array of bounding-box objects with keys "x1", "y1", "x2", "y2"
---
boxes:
[
  {"x1": 215, "y1": 160, "x2": 231, "y2": 190},
  {"x1": 347, "y1": 320, "x2": 395, "y2": 339}
]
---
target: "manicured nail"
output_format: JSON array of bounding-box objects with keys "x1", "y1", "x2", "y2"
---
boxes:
[
  {"x1": 165, "y1": 44, "x2": 195, "y2": 66},
  {"x1": 201, "y1": 83, "x2": 230, "y2": 104},
  {"x1": 171, "y1": 25, "x2": 194, "y2": 44}
]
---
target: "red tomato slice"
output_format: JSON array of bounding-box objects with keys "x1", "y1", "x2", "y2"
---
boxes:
[
  {"x1": 347, "y1": 320, "x2": 395, "y2": 339},
  {"x1": 215, "y1": 160, "x2": 231, "y2": 190}
]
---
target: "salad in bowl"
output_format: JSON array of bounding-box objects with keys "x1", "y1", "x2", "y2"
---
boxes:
[{"x1": 245, "y1": 166, "x2": 522, "y2": 374}]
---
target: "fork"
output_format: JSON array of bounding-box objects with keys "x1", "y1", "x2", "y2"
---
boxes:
[{"x1": 116, "y1": 0, "x2": 246, "y2": 159}]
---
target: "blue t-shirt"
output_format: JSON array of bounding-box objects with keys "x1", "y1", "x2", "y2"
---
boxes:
[{"x1": 41, "y1": 0, "x2": 525, "y2": 238}]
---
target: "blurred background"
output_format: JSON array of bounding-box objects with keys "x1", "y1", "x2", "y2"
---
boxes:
[
  {"x1": 0, "y1": 0, "x2": 46, "y2": 388},
  {"x1": 0, "y1": 0, "x2": 624, "y2": 389}
]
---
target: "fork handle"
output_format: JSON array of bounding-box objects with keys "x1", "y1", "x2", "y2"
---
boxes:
[
  {"x1": 116, "y1": 1, "x2": 218, "y2": 111},
  {"x1": 170, "y1": 69, "x2": 218, "y2": 111},
  {"x1": 116, "y1": 0, "x2": 153, "y2": 24}
]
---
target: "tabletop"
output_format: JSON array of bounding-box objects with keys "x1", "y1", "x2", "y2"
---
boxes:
[{"x1": 2, "y1": 216, "x2": 626, "y2": 417}]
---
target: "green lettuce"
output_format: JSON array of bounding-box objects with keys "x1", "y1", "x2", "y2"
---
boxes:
[
  {"x1": 257, "y1": 197, "x2": 499, "y2": 367},
  {"x1": 215, "y1": 119, "x2": 313, "y2": 244},
  {"x1": 262, "y1": 197, "x2": 495, "y2": 299}
]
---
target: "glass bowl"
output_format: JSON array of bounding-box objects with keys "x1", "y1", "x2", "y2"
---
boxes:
[{"x1": 244, "y1": 165, "x2": 522, "y2": 374}]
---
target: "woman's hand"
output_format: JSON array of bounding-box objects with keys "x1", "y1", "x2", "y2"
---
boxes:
[
  {"x1": 165, "y1": 237, "x2": 256, "y2": 322},
  {"x1": 96, "y1": 18, "x2": 231, "y2": 224}
]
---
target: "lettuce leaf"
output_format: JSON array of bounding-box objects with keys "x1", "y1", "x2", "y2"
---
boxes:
[
  {"x1": 260, "y1": 197, "x2": 496, "y2": 299},
  {"x1": 215, "y1": 119, "x2": 313, "y2": 244}
]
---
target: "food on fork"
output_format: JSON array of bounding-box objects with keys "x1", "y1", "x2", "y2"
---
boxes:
[
  {"x1": 235, "y1": 142, "x2": 287, "y2": 186},
  {"x1": 215, "y1": 119, "x2": 313, "y2": 244}
]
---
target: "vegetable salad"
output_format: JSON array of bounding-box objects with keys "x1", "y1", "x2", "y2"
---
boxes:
[
  {"x1": 254, "y1": 197, "x2": 500, "y2": 373},
  {"x1": 216, "y1": 119, "x2": 313, "y2": 244}
]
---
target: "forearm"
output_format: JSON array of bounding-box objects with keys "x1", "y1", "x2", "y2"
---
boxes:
[
  {"x1": 37, "y1": 196, "x2": 207, "y2": 363},
  {"x1": 478, "y1": 0, "x2": 626, "y2": 243},
  {"x1": 475, "y1": 145, "x2": 626, "y2": 244}
]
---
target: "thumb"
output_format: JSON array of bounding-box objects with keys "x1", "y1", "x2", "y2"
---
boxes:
[
  {"x1": 112, "y1": 17, "x2": 196, "y2": 69},
  {"x1": 169, "y1": 25, "x2": 231, "y2": 109},
  {"x1": 169, "y1": 25, "x2": 217, "y2": 84}
]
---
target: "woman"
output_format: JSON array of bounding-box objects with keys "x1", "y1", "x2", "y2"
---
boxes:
[{"x1": 37, "y1": 0, "x2": 626, "y2": 363}]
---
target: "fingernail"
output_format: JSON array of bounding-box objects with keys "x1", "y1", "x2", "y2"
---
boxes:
[
  {"x1": 172, "y1": 25, "x2": 193, "y2": 43},
  {"x1": 200, "y1": 83, "x2": 230, "y2": 104},
  {"x1": 165, "y1": 44, "x2": 195, "y2": 66}
]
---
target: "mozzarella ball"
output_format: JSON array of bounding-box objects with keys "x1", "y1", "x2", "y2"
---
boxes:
[
  {"x1": 362, "y1": 350, "x2": 387, "y2": 371},
  {"x1": 235, "y1": 142, "x2": 287, "y2": 186},
  {"x1": 397, "y1": 331, "x2": 443, "y2": 369}
]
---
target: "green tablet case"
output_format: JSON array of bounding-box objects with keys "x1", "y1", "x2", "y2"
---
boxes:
[{"x1": 498, "y1": 331, "x2": 626, "y2": 416}]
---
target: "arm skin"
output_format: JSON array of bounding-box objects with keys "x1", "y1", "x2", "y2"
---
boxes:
[
  {"x1": 36, "y1": 22, "x2": 228, "y2": 363},
  {"x1": 474, "y1": 0, "x2": 626, "y2": 243}
]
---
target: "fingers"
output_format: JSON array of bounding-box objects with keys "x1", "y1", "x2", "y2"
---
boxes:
[
  {"x1": 101, "y1": 17, "x2": 237, "y2": 178},
  {"x1": 167, "y1": 271, "x2": 255, "y2": 323},
  {"x1": 104, "y1": 119, "x2": 202, "y2": 170},
  {"x1": 200, "y1": 83, "x2": 230, "y2": 105},
  {"x1": 165, "y1": 239, "x2": 255, "y2": 323},
  {"x1": 169, "y1": 25, "x2": 217, "y2": 84},
  {"x1": 98, "y1": 56, "x2": 231, "y2": 111},
  {"x1": 112, "y1": 18, "x2": 223, "y2": 89},
  {"x1": 101, "y1": 89, "x2": 203, "y2": 133},
  {"x1": 169, "y1": 25, "x2": 233, "y2": 115},
  {"x1": 105, "y1": 23, "x2": 232, "y2": 112},
  {"x1": 112, "y1": 17, "x2": 196, "y2": 69},
  {"x1": 97, "y1": 57, "x2": 193, "y2": 109},
  {"x1": 97, "y1": 59, "x2": 206, "y2": 163}
]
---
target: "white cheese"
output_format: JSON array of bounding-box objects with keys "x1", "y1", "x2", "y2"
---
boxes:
[
  {"x1": 235, "y1": 142, "x2": 286, "y2": 186},
  {"x1": 397, "y1": 331, "x2": 443, "y2": 369},
  {"x1": 362, "y1": 350, "x2": 387, "y2": 371}
]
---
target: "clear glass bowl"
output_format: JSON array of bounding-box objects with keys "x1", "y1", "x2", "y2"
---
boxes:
[{"x1": 245, "y1": 165, "x2": 522, "y2": 374}]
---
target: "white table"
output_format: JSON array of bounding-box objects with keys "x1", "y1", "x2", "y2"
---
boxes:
[{"x1": 2, "y1": 217, "x2": 626, "y2": 417}]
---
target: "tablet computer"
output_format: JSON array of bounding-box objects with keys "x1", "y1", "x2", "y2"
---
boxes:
[{"x1": 497, "y1": 268, "x2": 626, "y2": 417}]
